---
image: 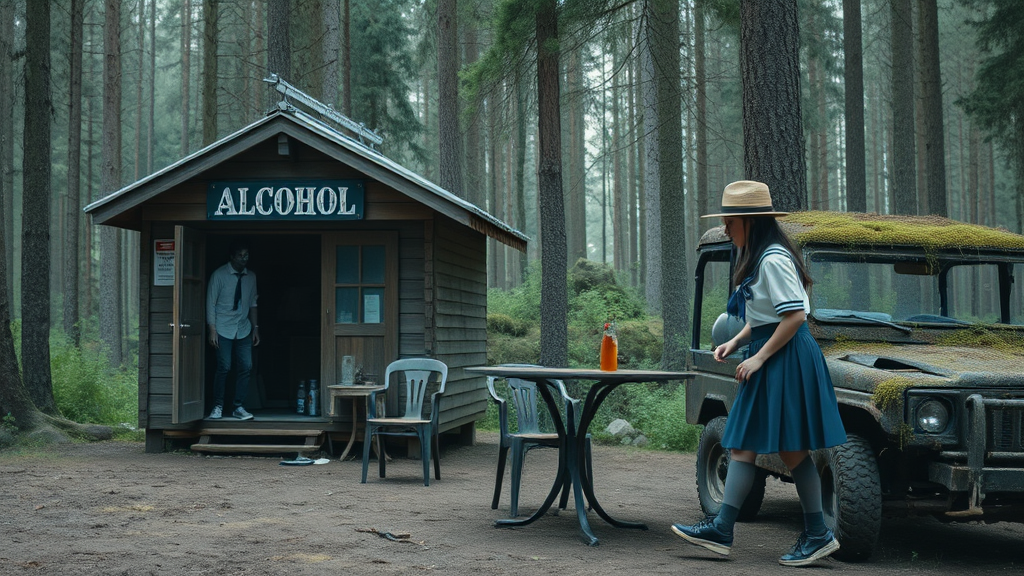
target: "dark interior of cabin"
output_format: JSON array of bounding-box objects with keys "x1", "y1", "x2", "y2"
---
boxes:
[{"x1": 203, "y1": 233, "x2": 322, "y2": 420}]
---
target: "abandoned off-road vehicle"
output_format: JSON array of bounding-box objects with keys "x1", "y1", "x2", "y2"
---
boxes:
[{"x1": 687, "y1": 212, "x2": 1024, "y2": 561}]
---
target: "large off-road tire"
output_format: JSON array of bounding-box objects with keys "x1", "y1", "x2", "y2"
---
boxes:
[
  {"x1": 696, "y1": 416, "x2": 768, "y2": 522},
  {"x1": 813, "y1": 434, "x2": 882, "y2": 562}
]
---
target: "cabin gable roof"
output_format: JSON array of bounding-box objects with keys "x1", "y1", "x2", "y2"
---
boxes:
[{"x1": 84, "y1": 109, "x2": 527, "y2": 251}]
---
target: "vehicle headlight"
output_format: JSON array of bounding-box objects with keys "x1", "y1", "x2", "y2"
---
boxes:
[{"x1": 915, "y1": 399, "x2": 950, "y2": 433}]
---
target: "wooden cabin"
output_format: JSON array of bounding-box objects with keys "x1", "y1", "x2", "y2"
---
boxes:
[{"x1": 84, "y1": 101, "x2": 526, "y2": 454}]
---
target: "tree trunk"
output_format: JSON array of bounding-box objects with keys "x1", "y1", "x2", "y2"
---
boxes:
[
  {"x1": 918, "y1": 0, "x2": 946, "y2": 217},
  {"x1": 149, "y1": 0, "x2": 156, "y2": 173},
  {"x1": 342, "y1": 0, "x2": 351, "y2": 116},
  {"x1": 627, "y1": 34, "x2": 639, "y2": 286},
  {"x1": 202, "y1": 0, "x2": 218, "y2": 147},
  {"x1": 739, "y1": 0, "x2": 806, "y2": 211},
  {"x1": 322, "y1": 0, "x2": 340, "y2": 107},
  {"x1": 181, "y1": 0, "x2": 191, "y2": 156},
  {"x1": 101, "y1": 0, "x2": 124, "y2": 368},
  {"x1": 0, "y1": 0, "x2": 14, "y2": 308},
  {"x1": 268, "y1": 0, "x2": 291, "y2": 81},
  {"x1": 844, "y1": 0, "x2": 867, "y2": 212},
  {"x1": 437, "y1": 0, "x2": 463, "y2": 198},
  {"x1": 612, "y1": 34, "x2": 625, "y2": 274},
  {"x1": 640, "y1": 5, "x2": 661, "y2": 315},
  {"x1": 695, "y1": 0, "x2": 709, "y2": 227},
  {"x1": 536, "y1": 0, "x2": 567, "y2": 367},
  {"x1": 890, "y1": 0, "x2": 917, "y2": 215},
  {"x1": 64, "y1": 0, "x2": 84, "y2": 347},
  {"x1": 652, "y1": 0, "x2": 688, "y2": 370},
  {"x1": 464, "y1": 21, "x2": 483, "y2": 207},
  {"x1": 514, "y1": 74, "x2": 528, "y2": 287},
  {"x1": 566, "y1": 47, "x2": 587, "y2": 266},
  {"x1": 22, "y1": 0, "x2": 55, "y2": 413}
]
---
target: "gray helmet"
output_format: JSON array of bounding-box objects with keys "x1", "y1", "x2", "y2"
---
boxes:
[{"x1": 711, "y1": 312, "x2": 745, "y2": 347}]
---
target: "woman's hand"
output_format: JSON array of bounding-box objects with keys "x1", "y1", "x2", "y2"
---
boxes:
[
  {"x1": 735, "y1": 354, "x2": 765, "y2": 383},
  {"x1": 713, "y1": 339, "x2": 738, "y2": 362}
]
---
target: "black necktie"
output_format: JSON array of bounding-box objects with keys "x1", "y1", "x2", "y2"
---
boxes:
[{"x1": 232, "y1": 272, "x2": 244, "y2": 310}]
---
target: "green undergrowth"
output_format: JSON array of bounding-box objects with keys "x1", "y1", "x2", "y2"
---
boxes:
[
  {"x1": 484, "y1": 261, "x2": 701, "y2": 452},
  {"x1": 8, "y1": 321, "x2": 142, "y2": 443}
]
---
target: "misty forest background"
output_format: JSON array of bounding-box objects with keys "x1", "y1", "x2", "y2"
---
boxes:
[{"x1": 0, "y1": 0, "x2": 1022, "y2": 442}]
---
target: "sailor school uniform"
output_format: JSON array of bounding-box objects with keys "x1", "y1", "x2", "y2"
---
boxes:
[{"x1": 721, "y1": 243, "x2": 847, "y2": 454}]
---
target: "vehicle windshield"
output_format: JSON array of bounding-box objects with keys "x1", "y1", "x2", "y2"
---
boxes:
[{"x1": 808, "y1": 251, "x2": 1024, "y2": 327}]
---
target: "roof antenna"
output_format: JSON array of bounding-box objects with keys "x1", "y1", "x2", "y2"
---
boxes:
[{"x1": 263, "y1": 73, "x2": 383, "y2": 150}]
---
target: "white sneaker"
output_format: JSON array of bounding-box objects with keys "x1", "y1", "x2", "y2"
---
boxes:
[
  {"x1": 233, "y1": 406, "x2": 254, "y2": 420},
  {"x1": 208, "y1": 405, "x2": 223, "y2": 419}
]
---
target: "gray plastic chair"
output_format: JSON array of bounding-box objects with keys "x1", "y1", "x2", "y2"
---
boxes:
[
  {"x1": 361, "y1": 358, "x2": 448, "y2": 486},
  {"x1": 487, "y1": 371, "x2": 592, "y2": 516}
]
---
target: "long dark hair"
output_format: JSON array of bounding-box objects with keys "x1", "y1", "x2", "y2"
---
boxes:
[{"x1": 733, "y1": 217, "x2": 812, "y2": 288}]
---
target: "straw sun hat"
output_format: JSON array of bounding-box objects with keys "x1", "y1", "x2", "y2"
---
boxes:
[{"x1": 700, "y1": 180, "x2": 789, "y2": 219}]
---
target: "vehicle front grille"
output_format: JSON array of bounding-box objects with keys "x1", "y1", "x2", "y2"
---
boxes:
[{"x1": 988, "y1": 406, "x2": 1024, "y2": 452}]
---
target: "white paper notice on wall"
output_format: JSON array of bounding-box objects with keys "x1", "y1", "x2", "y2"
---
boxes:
[
  {"x1": 364, "y1": 293, "x2": 381, "y2": 324},
  {"x1": 154, "y1": 239, "x2": 175, "y2": 286}
]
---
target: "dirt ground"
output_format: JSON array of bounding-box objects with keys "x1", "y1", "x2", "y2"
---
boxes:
[{"x1": 2, "y1": 432, "x2": 1022, "y2": 575}]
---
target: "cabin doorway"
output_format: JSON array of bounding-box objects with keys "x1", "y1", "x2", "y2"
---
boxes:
[{"x1": 203, "y1": 234, "x2": 321, "y2": 420}]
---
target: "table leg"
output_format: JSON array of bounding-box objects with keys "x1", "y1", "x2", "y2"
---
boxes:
[
  {"x1": 577, "y1": 383, "x2": 647, "y2": 532},
  {"x1": 565, "y1": 399, "x2": 600, "y2": 546},
  {"x1": 336, "y1": 398, "x2": 361, "y2": 461}
]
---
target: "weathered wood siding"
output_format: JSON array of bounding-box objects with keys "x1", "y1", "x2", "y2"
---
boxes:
[{"x1": 430, "y1": 215, "x2": 489, "y2": 431}]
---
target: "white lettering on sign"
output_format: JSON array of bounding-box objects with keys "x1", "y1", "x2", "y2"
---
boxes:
[
  {"x1": 236, "y1": 187, "x2": 256, "y2": 215},
  {"x1": 295, "y1": 187, "x2": 316, "y2": 215},
  {"x1": 339, "y1": 187, "x2": 355, "y2": 215},
  {"x1": 316, "y1": 186, "x2": 337, "y2": 214},
  {"x1": 256, "y1": 187, "x2": 274, "y2": 215},
  {"x1": 210, "y1": 182, "x2": 363, "y2": 219},
  {"x1": 215, "y1": 187, "x2": 238, "y2": 215}
]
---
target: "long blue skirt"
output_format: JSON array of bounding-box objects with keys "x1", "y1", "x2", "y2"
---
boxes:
[{"x1": 721, "y1": 322, "x2": 847, "y2": 453}]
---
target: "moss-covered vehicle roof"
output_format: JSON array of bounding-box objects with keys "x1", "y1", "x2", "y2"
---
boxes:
[{"x1": 698, "y1": 211, "x2": 1024, "y2": 254}]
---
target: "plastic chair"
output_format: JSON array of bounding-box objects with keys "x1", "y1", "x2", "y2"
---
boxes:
[
  {"x1": 361, "y1": 358, "x2": 448, "y2": 486},
  {"x1": 487, "y1": 372, "x2": 593, "y2": 517}
]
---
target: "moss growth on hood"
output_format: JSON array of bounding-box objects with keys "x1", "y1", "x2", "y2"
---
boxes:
[{"x1": 781, "y1": 211, "x2": 1024, "y2": 252}]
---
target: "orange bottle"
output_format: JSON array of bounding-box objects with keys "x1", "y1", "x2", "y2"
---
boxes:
[{"x1": 600, "y1": 322, "x2": 618, "y2": 371}]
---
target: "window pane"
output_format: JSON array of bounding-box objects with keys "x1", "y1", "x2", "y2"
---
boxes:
[
  {"x1": 336, "y1": 246, "x2": 359, "y2": 284},
  {"x1": 362, "y1": 288, "x2": 384, "y2": 323},
  {"x1": 362, "y1": 245, "x2": 385, "y2": 284},
  {"x1": 335, "y1": 287, "x2": 358, "y2": 323}
]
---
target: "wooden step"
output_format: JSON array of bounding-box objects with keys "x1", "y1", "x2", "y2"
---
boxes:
[
  {"x1": 195, "y1": 428, "x2": 323, "y2": 436},
  {"x1": 190, "y1": 430, "x2": 324, "y2": 455},
  {"x1": 190, "y1": 443, "x2": 322, "y2": 454}
]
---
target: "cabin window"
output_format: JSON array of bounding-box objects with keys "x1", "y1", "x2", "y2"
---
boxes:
[{"x1": 334, "y1": 244, "x2": 387, "y2": 324}]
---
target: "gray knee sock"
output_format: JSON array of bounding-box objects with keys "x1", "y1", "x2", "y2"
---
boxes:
[
  {"x1": 791, "y1": 457, "x2": 827, "y2": 536},
  {"x1": 713, "y1": 459, "x2": 756, "y2": 534}
]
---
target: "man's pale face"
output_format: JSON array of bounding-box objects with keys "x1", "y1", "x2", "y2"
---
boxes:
[{"x1": 229, "y1": 249, "x2": 249, "y2": 272}]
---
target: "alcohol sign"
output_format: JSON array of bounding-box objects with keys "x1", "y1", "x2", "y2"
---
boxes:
[{"x1": 207, "y1": 180, "x2": 365, "y2": 220}]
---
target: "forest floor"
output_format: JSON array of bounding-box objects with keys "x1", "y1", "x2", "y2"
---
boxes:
[{"x1": 1, "y1": 432, "x2": 1022, "y2": 575}]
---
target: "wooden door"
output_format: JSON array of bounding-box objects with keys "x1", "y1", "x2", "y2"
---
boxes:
[
  {"x1": 172, "y1": 226, "x2": 206, "y2": 423},
  {"x1": 321, "y1": 232, "x2": 398, "y2": 405}
]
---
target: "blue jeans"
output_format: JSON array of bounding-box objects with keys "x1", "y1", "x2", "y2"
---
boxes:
[{"x1": 213, "y1": 334, "x2": 252, "y2": 409}]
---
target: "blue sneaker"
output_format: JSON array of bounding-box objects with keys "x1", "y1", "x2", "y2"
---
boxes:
[
  {"x1": 779, "y1": 529, "x2": 840, "y2": 566},
  {"x1": 671, "y1": 519, "x2": 733, "y2": 556}
]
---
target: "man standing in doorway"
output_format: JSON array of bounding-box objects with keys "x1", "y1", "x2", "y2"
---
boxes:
[{"x1": 206, "y1": 239, "x2": 260, "y2": 420}]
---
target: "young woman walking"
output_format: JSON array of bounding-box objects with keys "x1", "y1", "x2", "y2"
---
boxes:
[{"x1": 671, "y1": 181, "x2": 847, "y2": 567}]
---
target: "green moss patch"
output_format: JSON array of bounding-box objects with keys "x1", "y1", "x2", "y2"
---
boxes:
[
  {"x1": 782, "y1": 211, "x2": 1024, "y2": 251},
  {"x1": 871, "y1": 376, "x2": 917, "y2": 412},
  {"x1": 934, "y1": 327, "x2": 1024, "y2": 354}
]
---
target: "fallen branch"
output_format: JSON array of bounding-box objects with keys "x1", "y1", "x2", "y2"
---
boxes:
[{"x1": 355, "y1": 527, "x2": 421, "y2": 544}]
